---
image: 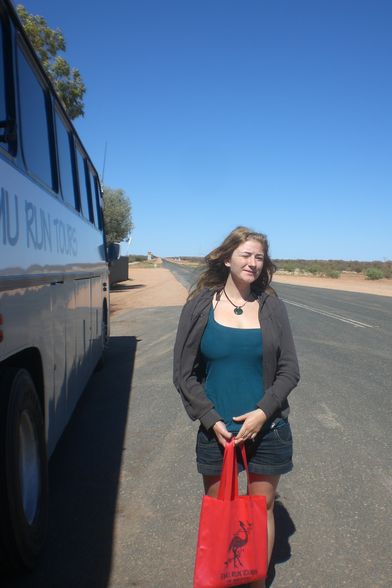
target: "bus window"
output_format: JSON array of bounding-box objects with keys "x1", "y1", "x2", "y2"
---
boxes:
[
  {"x1": 76, "y1": 147, "x2": 93, "y2": 223},
  {"x1": 55, "y1": 111, "x2": 77, "y2": 209},
  {"x1": 87, "y1": 166, "x2": 101, "y2": 229},
  {"x1": 93, "y1": 176, "x2": 103, "y2": 230},
  {"x1": 17, "y1": 44, "x2": 53, "y2": 189},
  {"x1": 0, "y1": 21, "x2": 6, "y2": 123}
]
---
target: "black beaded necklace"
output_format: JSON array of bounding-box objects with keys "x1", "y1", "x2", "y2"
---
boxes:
[{"x1": 223, "y1": 288, "x2": 252, "y2": 315}]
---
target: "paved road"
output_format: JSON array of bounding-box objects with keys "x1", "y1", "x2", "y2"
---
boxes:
[
  {"x1": 264, "y1": 282, "x2": 392, "y2": 588},
  {"x1": 6, "y1": 264, "x2": 391, "y2": 587}
]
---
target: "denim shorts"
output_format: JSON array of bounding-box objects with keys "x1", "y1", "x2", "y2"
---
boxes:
[{"x1": 196, "y1": 419, "x2": 293, "y2": 477}]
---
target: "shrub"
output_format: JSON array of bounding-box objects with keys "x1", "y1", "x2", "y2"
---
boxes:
[
  {"x1": 282, "y1": 264, "x2": 295, "y2": 273},
  {"x1": 350, "y1": 262, "x2": 364, "y2": 273},
  {"x1": 383, "y1": 268, "x2": 391, "y2": 279},
  {"x1": 307, "y1": 264, "x2": 322, "y2": 275},
  {"x1": 365, "y1": 268, "x2": 384, "y2": 280},
  {"x1": 325, "y1": 270, "x2": 340, "y2": 279}
]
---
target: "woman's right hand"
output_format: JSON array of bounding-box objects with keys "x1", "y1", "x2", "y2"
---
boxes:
[{"x1": 212, "y1": 421, "x2": 233, "y2": 447}]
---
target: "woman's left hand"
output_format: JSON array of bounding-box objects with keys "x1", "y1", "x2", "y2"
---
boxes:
[{"x1": 232, "y1": 409, "x2": 267, "y2": 445}]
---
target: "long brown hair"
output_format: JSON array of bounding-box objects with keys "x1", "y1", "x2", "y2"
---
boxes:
[{"x1": 188, "y1": 226, "x2": 276, "y2": 300}]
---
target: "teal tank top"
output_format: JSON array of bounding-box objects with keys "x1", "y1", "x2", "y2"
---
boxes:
[{"x1": 200, "y1": 306, "x2": 264, "y2": 433}]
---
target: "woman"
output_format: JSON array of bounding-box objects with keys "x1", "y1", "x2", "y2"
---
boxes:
[{"x1": 173, "y1": 226, "x2": 300, "y2": 588}]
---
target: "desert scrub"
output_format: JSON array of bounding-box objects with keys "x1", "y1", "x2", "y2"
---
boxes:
[
  {"x1": 129, "y1": 255, "x2": 148, "y2": 262},
  {"x1": 281, "y1": 264, "x2": 296, "y2": 272},
  {"x1": 307, "y1": 264, "x2": 323, "y2": 275},
  {"x1": 365, "y1": 268, "x2": 384, "y2": 280},
  {"x1": 324, "y1": 270, "x2": 340, "y2": 279},
  {"x1": 383, "y1": 268, "x2": 392, "y2": 279}
]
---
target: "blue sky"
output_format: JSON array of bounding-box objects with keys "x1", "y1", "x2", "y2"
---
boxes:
[{"x1": 19, "y1": 1, "x2": 392, "y2": 260}]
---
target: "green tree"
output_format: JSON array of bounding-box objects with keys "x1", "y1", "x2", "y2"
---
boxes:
[
  {"x1": 102, "y1": 186, "x2": 133, "y2": 244},
  {"x1": 16, "y1": 4, "x2": 85, "y2": 119}
]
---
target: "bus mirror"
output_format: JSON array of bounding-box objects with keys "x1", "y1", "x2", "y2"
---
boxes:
[{"x1": 107, "y1": 243, "x2": 120, "y2": 262}]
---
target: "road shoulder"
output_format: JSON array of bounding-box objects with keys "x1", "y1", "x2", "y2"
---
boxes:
[{"x1": 110, "y1": 267, "x2": 188, "y2": 314}]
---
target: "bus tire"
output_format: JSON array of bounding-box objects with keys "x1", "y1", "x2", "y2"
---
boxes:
[{"x1": 0, "y1": 368, "x2": 48, "y2": 571}]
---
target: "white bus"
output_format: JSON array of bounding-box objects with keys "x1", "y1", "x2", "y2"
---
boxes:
[{"x1": 0, "y1": 0, "x2": 112, "y2": 570}]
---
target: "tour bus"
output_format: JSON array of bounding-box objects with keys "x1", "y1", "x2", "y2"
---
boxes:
[{"x1": 0, "y1": 0, "x2": 113, "y2": 570}]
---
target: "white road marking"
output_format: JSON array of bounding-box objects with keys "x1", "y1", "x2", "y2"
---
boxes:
[{"x1": 282, "y1": 298, "x2": 375, "y2": 329}]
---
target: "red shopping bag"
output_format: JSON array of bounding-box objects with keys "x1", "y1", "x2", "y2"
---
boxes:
[{"x1": 193, "y1": 439, "x2": 268, "y2": 588}]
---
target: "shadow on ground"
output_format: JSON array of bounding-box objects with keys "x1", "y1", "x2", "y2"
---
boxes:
[
  {"x1": 110, "y1": 283, "x2": 145, "y2": 291},
  {"x1": 5, "y1": 335, "x2": 137, "y2": 588},
  {"x1": 267, "y1": 499, "x2": 296, "y2": 587},
  {"x1": 239, "y1": 498, "x2": 295, "y2": 588}
]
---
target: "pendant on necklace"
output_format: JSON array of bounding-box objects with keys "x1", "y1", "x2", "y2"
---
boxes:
[{"x1": 234, "y1": 307, "x2": 243, "y2": 315}]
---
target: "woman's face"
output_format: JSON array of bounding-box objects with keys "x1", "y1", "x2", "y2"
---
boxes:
[{"x1": 225, "y1": 239, "x2": 265, "y2": 285}]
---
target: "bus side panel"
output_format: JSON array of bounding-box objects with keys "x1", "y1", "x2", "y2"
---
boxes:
[
  {"x1": 46, "y1": 279, "x2": 72, "y2": 456},
  {"x1": 0, "y1": 160, "x2": 107, "y2": 279},
  {"x1": 70, "y1": 279, "x2": 92, "y2": 405},
  {"x1": 0, "y1": 284, "x2": 54, "y2": 436},
  {"x1": 90, "y1": 276, "x2": 103, "y2": 361},
  {"x1": 1, "y1": 156, "x2": 108, "y2": 458}
]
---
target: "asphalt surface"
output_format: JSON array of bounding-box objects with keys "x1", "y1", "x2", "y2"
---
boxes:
[{"x1": 6, "y1": 263, "x2": 392, "y2": 587}]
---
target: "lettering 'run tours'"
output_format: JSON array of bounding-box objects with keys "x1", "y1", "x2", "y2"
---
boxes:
[{"x1": 0, "y1": 188, "x2": 77, "y2": 256}]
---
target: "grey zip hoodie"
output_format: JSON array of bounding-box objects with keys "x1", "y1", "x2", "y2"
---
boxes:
[{"x1": 173, "y1": 288, "x2": 300, "y2": 430}]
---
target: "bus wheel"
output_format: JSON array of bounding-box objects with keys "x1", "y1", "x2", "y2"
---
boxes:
[{"x1": 0, "y1": 368, "x2": 48, "y2": 571}]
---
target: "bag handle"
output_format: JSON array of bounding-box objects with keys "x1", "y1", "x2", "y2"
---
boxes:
[{"x1": 217, "y1": 439, "x2": 250, "y2": 501}]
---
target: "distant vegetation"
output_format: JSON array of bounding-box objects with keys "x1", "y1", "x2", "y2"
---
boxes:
[
  {"x1": 128, "y1": 254, "x2": 158, "y2": 262},
  {"x1": 171, "y1": 257, "x2": 391, "y2": 280},
  {"x1": 274, "y1": 259, "x2": 391, "y2": 280},
  {"x1": 173, "y1": 256, "x2": 204, "y2": 264},
  {"x1": 129, "y1": 255, "x2": 148, "y2": 262},
  {"x1": 364, "y1": 267, "x2": 385, "y2": 280}
]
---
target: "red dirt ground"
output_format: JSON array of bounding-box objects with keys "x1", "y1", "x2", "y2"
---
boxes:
[{"x1": 110, "y1": 263, "x2": 392, "y2": 314}]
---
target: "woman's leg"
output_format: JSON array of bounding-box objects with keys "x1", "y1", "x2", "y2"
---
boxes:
[
  {"x1": 248, "y1": 474, "x2": 280, "y2": 588},
  {"x1": 202, "y1": 474, "x2": 221, "y2": 497}
]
